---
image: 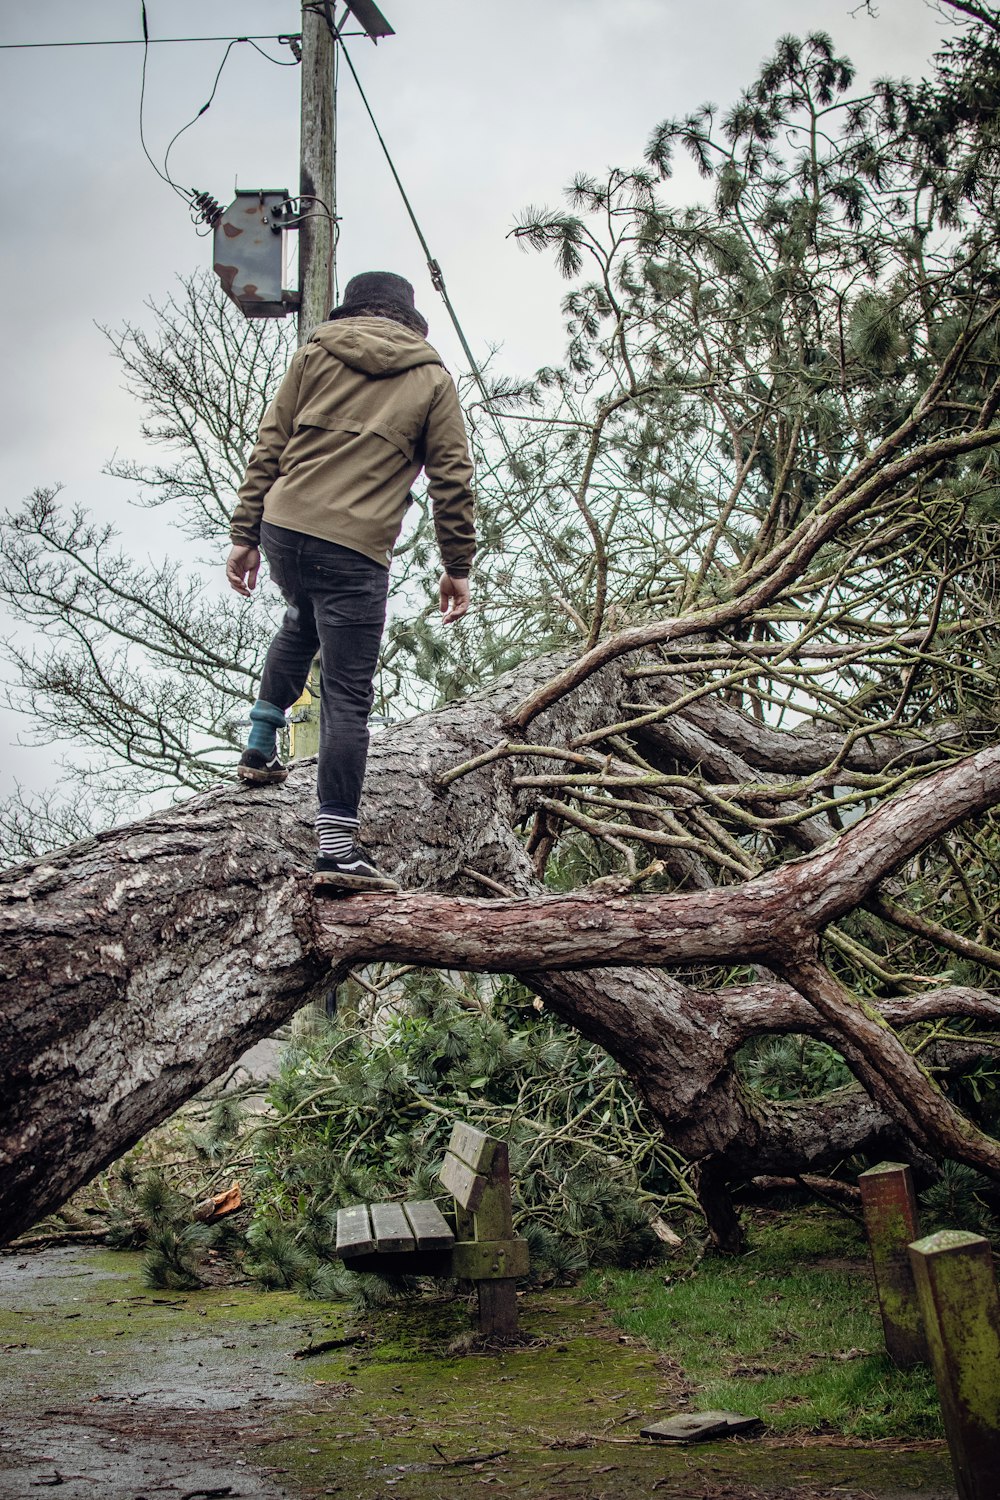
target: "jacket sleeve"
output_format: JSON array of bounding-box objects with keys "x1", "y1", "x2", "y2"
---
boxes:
[
  {"x1": 229, "y1": 348, "x2": 307, "y2": 546},
  {"x1": 423, "y1": 374, "x2": 476, "y2": 577}
]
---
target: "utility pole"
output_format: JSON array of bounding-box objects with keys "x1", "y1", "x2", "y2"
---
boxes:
[
  {"x1": 287, "y1": 1, "x2": 393, "y2": 764},
  {"x1": 297, "y1": 3, "x2": 336, "y2": 347},
  {"x1": 289, "y1": 3, "x2": 337, "y2": 762}
]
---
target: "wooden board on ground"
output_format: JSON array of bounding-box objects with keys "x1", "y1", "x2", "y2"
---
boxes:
[
  {"x1": 439, "y1": 1151, "x2": 488, "y2": 1212},
  {"x1": 640, "y1": 1411, "x2": 763, "y2": 1442},
  {"x1": 447, "y1": 1122, "x2": 497, "y2": 1174},
  {"x1": 402, "y1": 1200, "x2": 455, "y2": 1250},
  {"x1": 370, "y1": 1201, "x2": 415, "y2": 1252},
  {"x1": 336, "y1": 1203, "x2": 375, "y2": 1258}
]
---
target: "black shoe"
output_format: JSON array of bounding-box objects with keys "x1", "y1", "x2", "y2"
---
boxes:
[
  {"x1": 313, "y1": 846, "x2": 401, "y2": 894},
  {"x1": 237, "y1": 748, "x2": 289, "y2": 785}
]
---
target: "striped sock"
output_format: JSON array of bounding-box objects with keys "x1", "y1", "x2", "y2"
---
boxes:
[
  {"x1": 247, "y1": 700, "x2": 287, "y2": 757},
  {"x1": 316, "y1": 811, "x2": 360, "y2": 861}
]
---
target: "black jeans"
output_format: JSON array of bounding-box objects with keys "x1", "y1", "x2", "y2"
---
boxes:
[{"x1": 258, "y1": 522, "x2": 389, "y2": 817}]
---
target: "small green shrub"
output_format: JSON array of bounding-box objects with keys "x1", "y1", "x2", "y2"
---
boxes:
[{"x1": 919, "y1": 1159, "x2": 1000, "y2": 1245}]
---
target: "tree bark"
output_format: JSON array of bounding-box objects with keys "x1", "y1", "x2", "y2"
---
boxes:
[{"x1": 2, "y1": 651, "x2": 999, "y2": 1245}]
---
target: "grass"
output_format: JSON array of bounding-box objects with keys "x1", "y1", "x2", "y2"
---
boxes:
[{"x1": 585, "y1": 1206, "x2": 943, "y2": 1439}]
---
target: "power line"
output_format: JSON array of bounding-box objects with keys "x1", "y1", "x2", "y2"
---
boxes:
[
  {"x1": 0, "y1": 34, "x2": 384, "y2": 51},
  {"x1": 138, "y1": 3, "x2": 193, "y2": 205},
  {"x1": 246, "y1": 40, "x2": 301, "y2": 67},
  {"x1": 10, "y1": 5, "x2": 526, "y2": 480},
  {"x1": 162, "y1": 37, "x2": 242, "y2": 189},
  {"x1": 137, "y1": 9, "x2": 304, "y2": 212}
]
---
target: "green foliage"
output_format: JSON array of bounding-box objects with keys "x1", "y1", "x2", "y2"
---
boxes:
[
  {"x1": 242, "y1": 972, "x2": 695, "y2": 1297},
  {"x1": 849, "y1": 291, "x2": 904, "y2": 370},
  {"x1": 134, "y1": 1169, "x2": 183, "y2": 1225},
  {"x1": 243, "y1": 1220, "x2": 314, "y2": 1290},
  {"x1": 142, "y1": 1223, "x2": 214, "y2": 1291},
  {"x1": 739, "y1": 1035, "x2": 852, "y2": 1099},
  {"x1": 918, "y1": 1159, "x2": 1000, "y2": 1245},
  {"x1": 105, "y1": 1167, "x2": 190, "y2": 1250}
]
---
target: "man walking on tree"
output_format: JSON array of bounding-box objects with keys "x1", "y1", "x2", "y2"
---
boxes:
[{"x1": 226, "y1": 272, "x2": 476, "y2": 893}]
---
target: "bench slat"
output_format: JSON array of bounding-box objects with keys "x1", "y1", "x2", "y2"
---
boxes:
[
  {"x1": 439, "y1": 1151, "x2": 488, "y2": 1212},
  {"x1": 335, "y1": 1248, "x2": 453, "y2": 1276},
  {"x1": 447, "y1": 1122, "x2": 498, "y2": 1174},
  {"x1": 403, "y1": 1200, "x2": 455, "y2": 1250},
  {"x1": 336, "y1": 1203, "x2": 375, "y2": 1258},
  {"x1": 371, "y1": 1201, "x2": 415, "y2": 1252}
]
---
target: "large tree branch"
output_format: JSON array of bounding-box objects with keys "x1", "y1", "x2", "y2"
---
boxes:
[
  {"x1": 3, "y1": 663, "x2": 1000, "y2": 1244},
  {"x1": 637, "y1": 679, "x2": 977, "y2": 777},
  {"x1": 310, "y1": 743, "x2": 1000, "y2": 968},
  {"x1": 938, "y1": 0, "x2": 1000, "y2": 35}
]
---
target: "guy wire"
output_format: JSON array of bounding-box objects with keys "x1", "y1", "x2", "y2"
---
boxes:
[{"x1": 325, "y1": 16, "x2": 529, "y2": 489}]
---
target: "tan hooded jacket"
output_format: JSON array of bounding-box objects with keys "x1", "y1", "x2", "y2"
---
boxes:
[{"x1": 230, "y1": 317, "x2": 476, "y2": 575}]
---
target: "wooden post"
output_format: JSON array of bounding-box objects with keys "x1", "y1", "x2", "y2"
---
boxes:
[
  {"x1": 858, "y1": 1161, "x2": 928, "y2": 1367},
  {"x1": 473, "y1": 1143, "x2": 518, "y2": 1336},
  {"x1": 288, "y1": 665, "x2": 321, "y2": 761},
  {"x1": 298, "y1": 1, "x2": 336, "y2": 345},
  {"x1": 909, "y1": 1230, "x2": 1000, "y2": 1500}
]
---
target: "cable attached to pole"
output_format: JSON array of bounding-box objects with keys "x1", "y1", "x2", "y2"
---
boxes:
[{"x1": 326, "y1": 21, "x2": 527, "y2": 485}]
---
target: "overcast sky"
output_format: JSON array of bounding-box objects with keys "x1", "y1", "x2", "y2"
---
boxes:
[{"x1": 0, "y1": 0, "x2": 959, "y2": 807}]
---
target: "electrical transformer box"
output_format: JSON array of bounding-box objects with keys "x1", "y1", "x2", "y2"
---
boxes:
[{"x1": 213, "y1": 190, "x2": 298, "y2": 318}]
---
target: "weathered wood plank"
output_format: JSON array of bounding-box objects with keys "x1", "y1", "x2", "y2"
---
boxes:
[
  {"x1": 451, "y1": 1238, "x2": 530, "y2": 1280},
  {"x1": 640, "y1": 1412, "x2": 763, "y2": 1441},
  {"x1": 447, "y1": 1122, "x2": 497, "y2": 1174},
  {"x1": 909, "y1": 1230, "x2": 1000, "y2": 1500},
  {"x1": 370, "y1": 1201, "x2": 415, "y2": 1253},
  {"x1": 439, "y1": 1151, "x2": 488, "y2": 1212},
  {"x1": 403, "y1": 1199, "x2": 455, "y2": 1250},
  {"x1": 335, "y1": 1202, "x2": 375, "y2": 1258},
  {"x1": 858, "y1": 1161, "x2": 928, "y2": 1368},
  {"x1": 471, "y1": 1143, "x2": 514, "y2": 1239}
]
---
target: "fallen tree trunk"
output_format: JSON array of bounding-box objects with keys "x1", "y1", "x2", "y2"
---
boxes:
[{"x1": 2, "y1": 652, "x2": 999, "y2": 1245}]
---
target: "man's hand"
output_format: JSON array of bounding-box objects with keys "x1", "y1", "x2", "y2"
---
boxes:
[
  {"x1": 227, "y1": 544, "x2": 261, "y2": 598},
  {"x1": 439, "y1": 573, "x2": 471, "y2": 624}
]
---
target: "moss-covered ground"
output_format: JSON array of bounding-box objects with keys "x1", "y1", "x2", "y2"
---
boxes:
[
  {"x1": 588, "y1": 1207, "x2": 944, "y2": 1440},
  {"x1": 0, "y1": 1235, "x2": 956, "y2": 1499}
]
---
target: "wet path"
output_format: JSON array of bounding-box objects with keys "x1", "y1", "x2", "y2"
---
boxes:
[{"x1": 0, "y1": 1249, "x2": 956, "y2": 1500}]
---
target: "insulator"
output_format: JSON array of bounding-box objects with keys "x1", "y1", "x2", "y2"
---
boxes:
[{"x1": 192, "y1": 190, "x2": 223, "y2": 228}]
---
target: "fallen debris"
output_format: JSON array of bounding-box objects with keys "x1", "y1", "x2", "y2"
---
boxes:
[
  {"x1": 650, "y1": 1217, "x2": 684, "y2": 1247},
  {"x1": 640, "y1": 1410, "x2": 764, "y2": 1442},
  {"x1": 429, "y1": 1444, "x2": 509, "y2": 1467},
  {"x1": 192, "y1": 1182, "x2": 243, "y2": 1223},
  {"x1": 291, "y1": 1332, "x2": 368, "y2": 1359}
]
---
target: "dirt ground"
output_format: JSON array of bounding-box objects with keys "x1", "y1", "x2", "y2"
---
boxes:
[{"x1": 0, "y1": 1248, "x2": 956, "y2": 1500}]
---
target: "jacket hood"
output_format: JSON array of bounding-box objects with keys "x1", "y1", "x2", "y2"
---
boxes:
[{"x1": 311, "y1": 316, "x2": 443, "y2": 377}]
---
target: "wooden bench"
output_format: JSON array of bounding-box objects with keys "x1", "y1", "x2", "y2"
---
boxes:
[{"x1": 334, "y1": 1122, "x2": 529, "y2": 1335}]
